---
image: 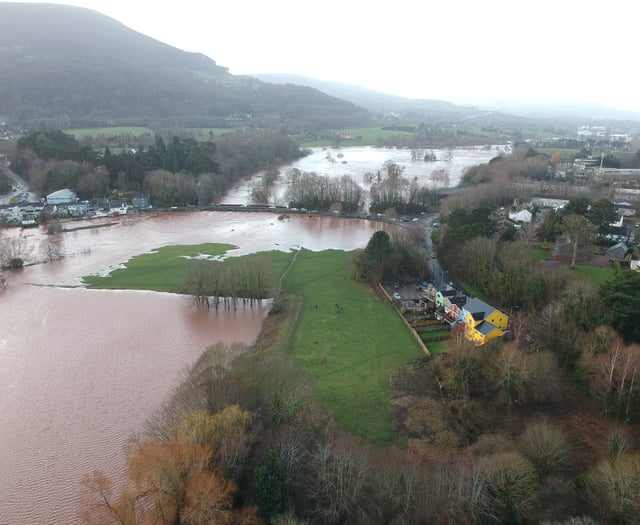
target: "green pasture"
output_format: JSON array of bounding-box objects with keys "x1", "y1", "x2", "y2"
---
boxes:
[
  {"x1": 65, "y1": 126, "x2": 152, "y2": 138},
  {"x1": 535, "y1": 148, "x2": 580, "y2": 158},
  {"x1": 189, "y1": 128, "x2": 233, "y2": 140},
  {"x1": 83, "y1": 244, "x2": 431, "y2": 447},
  {"x1": 82, "y1": 243, "x2": 292, "y2": 293},
  {"x1": 300, "y1": 127, "x2": 413, "y2": 148},
  {"x1": 82, "y1": 243, "x2": 236, "y2": 291},
  {"x1": 571, "y1": 264, "x2": 615, "y2": 285},
  {"x1": 282, "y1": 249, "x2": 425, "y2": 446}
]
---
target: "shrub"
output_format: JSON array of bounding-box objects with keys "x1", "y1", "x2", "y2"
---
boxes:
[{"x1": 521, "y1": 419, "x2": 567, "y2": 478}]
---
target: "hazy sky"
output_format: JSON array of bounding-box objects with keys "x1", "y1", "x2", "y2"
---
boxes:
[{"x1": 8, "y1": 0, "x2": 639, "y2": 111}]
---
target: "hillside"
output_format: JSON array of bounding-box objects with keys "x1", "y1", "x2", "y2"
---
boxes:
[
  {"x1": 0, "y1": 3, "x2": 369, "y2": 128},
  {"x1": 254, "y1": 73, "x2": 640, "y2": 125},
  {"x1": 253, "y1": 73, "x2": 475, "y2": 121}
]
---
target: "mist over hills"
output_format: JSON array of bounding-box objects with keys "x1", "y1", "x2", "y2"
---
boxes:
[
  {"x1": 252, "y1": 73, "x2": 472, "y2": 120},
  {"x1": 0, "y1": 2, "x2": 224, "y2": 74},
  {"x1": 1, "y1": 2, "x2": 638, "y2": 130},
  {"x1": 0, "y1": 3, "x2": 369, "y2": 128},
  {"x1": 254, "y1": 74, "x2": 640, "y2": 125}
]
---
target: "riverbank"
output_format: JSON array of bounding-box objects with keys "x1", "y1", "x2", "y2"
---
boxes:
[{"x1": 84, "y1": 243, "x2": 428, "y2": 447}]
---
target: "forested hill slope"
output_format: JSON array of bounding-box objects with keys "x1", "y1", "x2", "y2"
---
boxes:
[
  {"x1": 0, "y1": 3, "x2": 369, "y2": 128},
  {"x1": 0, "y1": 2, "x2": 224, "y2": 73}
]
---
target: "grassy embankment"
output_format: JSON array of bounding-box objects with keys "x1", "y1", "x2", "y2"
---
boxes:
[{"x1": 83, "y1": 244, "x2": 429, "y2": 447}]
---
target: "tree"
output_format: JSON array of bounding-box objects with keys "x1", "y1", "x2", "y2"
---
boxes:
[
  {"x1": 583, "y1": 453, "x2": 640, "y2": 524},
  {"x1": 564, "y1": 197, "x2": 590, "y2": 217},
  {"x1": 587, "y1": 198, "x2": 617, "y2": 234},
  {"x1": 253, "y1": 450, "x2": 289, "y2": 520},
  {"x1": 540, "y1": 208, "x2": 562, "y2": 242},
  {"x1": 40, "y1": 237, "x2": 64, "y2": 262},
  {"x1": 127, "y1": 436, "x2": 236, "y2": 525},
  {"x1": 590, "y1": 342, "x2": 640, "y2": 419},
  {"x1": 562, "y1": 214, "x2": 597, "y2": 266},
  {"x1": 307, "y1": 439, "x2": 372, "y2": 524},
  {"x1": 83, "y1": 407, "x2": 253, "y2": 525},
  {"x1": 357, "y1": 230, "x2": 394, "y2": 283},
  {"x1": 480, "y1": 452, "x2": 539, "y2": 524},
  {"x1": 600, "y1": 271, "x2": 640, "y2": 343},
  {"x1": 492, "y1": 345, "x2": 530, "y2": 416},
  {"x1": 520, "y1": 419, "x2": 567, "y2": 478}
]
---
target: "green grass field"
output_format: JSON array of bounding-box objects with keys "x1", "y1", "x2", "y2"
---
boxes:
[
  {"x1": 282, "y1": 249, "x2": 425, "y2": 446},
  {"x1": 189, "y1": 128, "x2": 234, "y2": 140},
  {"x1": 65, "y1": 127, "x2": 152, "y2": 138},
  {"x1": 82, "y1": 244, "x2": 293, "y2": 293},
  {"x1": 83, "y1": 244, "x2": 429, "y2": 447},
  {"x1": 300, "y1": 127, "x2": 414, "y2": 148},
  {"x1": 424, "y1": 340, "x2": 447, "y2": 355},
  {"x1": 82, "y1": 244, "x2": 237, "y2": 291},
  {"x1": 571, "y1": 264, "x2": 616, "y2": 284}
]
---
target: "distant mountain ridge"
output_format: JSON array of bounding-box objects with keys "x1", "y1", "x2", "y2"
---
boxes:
[
  {"x1": 252, "y1": 73, "x2": 474, "y2": 121},
  {"x1": 254, "y1": 73, "x2": 640, "y2": 124},
  {"x1": 0, "y1": 3, "x2": 369, "y2": 128}
]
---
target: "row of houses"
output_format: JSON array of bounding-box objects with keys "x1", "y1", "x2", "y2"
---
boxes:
[
  {"x1": 1, "y1": 188, "x2": 152, "y2": 225},
  {"x1": 419, "y1": 285, "x2": 510, "y2": 346},
  {"x1": 505, "y1": 198, "x2": 636, "y2": 225},
  {"x1": 47, "y1": 189, "x2": 150, "y2": 211}
]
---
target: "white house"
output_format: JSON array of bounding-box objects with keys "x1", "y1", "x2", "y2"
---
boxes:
[
  {"x1": 46, "y1": 188, "x2": 77, "y2": 205},
  {"x1": 508, "y1": 209, "x2": 532, "y2": 223},
  {"x1": 614, "y1": 201, "x2": 636, "y2": 217},
  {"x1": 529, "y1": 197, "x2": 569, "y2": 210}
]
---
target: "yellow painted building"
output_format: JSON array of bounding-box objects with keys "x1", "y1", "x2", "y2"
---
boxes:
[{"x1": 462, "y1": 298, "x2": 509, "y2": 346}]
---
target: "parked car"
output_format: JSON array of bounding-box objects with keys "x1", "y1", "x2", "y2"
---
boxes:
[{"x1": 393, "y1": 292, "x2": 401, "y2": 300}]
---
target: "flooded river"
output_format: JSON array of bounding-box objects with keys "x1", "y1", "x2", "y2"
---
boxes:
[
  {"x1": 0, "y1": 145, "x2": 500, "y2": 524},
  {"x1": 223, "y1": 145, "x2": 505, "y2": 205},
  {"x1": 0, "y1": 211, "x2": 388, "y2": 524}
]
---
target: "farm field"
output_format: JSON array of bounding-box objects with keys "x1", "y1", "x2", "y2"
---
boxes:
[
  {"x1": 65, "y1": 126, "x2": 152, "y2": 138},
  {"x1": 300, "y1": 126, "x2": 413, "y2": 148},
  {"x1": 82, "y1": 244, "x2": 292, "y2": 293},
  {"x1": 281, "y1": 249, "x2": 426, "y2": 446}
]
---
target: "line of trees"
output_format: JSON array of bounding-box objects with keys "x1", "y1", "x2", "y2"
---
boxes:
[
  {"x1": 285, "y1": 170, "x2": 364, "y2": 212},
  {"x1": 179, "y1": 258, "x2": 272, "y2": 309},
  {"x1": 281, "y1": 161, "x2": 439, "y2": 215},
  {"x1": 11, "y1": 129, "x2": 305, "y2": 205},
  {"x1": 353, "y1": 228, "x2": 429, "y2": 284}
]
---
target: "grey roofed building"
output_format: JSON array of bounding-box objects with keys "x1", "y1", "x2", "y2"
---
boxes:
[
  {"x1": 46, "y1": 188, "x2": 77, "y2": 205},
  {"x1": 606, "y1": 242, "x2": 629, "y2": 260}
]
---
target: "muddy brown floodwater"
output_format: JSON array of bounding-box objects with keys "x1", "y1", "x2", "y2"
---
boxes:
[{"x1": 0, "y1": 211, "x2": 389, "y2": 524}]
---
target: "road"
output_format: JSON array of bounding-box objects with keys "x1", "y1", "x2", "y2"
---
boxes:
[
  {"x1": 0, "y1": 158, "x2": 34, "y2": 205},
  {"x1": 421, "y1": 213, "x2": 452, "y2": 287}
]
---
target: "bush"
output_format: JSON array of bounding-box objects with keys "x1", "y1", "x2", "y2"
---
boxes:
[
  {"x1": 521, "y1": 419, "x2": 567, "y2": 478},
  {"x1": 7, "y1": 257, "x2": 23, "y2": 268},
  {"x1": 582, "y1": 452, "x2": 640, "y2": 524},
  {"x1": 480, "y1": 452, "x2": 539, "y2": 523}
]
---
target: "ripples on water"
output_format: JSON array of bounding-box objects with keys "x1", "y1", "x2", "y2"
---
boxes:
[{"x1": 0, "y1": 211, "x2": 388, "y2": 524}]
